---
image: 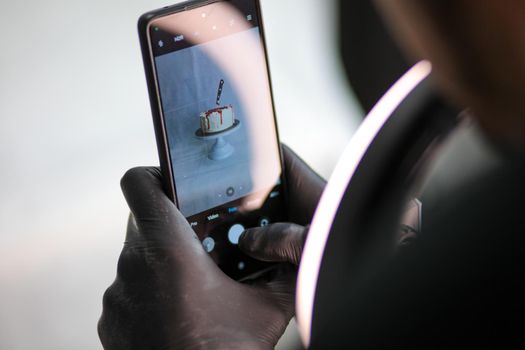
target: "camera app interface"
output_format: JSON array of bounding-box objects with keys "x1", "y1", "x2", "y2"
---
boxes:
[{"x1": 150, "y1": 0, "x2": 286, "y2": 278}]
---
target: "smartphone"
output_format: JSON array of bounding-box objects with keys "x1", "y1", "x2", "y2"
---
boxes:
[{"x1": 138, "y1": 0, "x2": 287, "y2": 280}]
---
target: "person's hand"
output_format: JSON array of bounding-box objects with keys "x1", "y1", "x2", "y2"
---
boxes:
[
  {"x1": 281, "y1": 145, "x2": 326, "y2": 226},
  {"x1": 238, "y1": 145, "x2": 326, "y2": 290},
  {"x1": 98, "y1": 167, "x2": 296, "y2": 350},
  {"x1": 239, "y1": 223, "x2": 308, "y2": 266},
  {"x1": 240, "y1": 145, "x2": 326, "y2": 268},
  {"x1": 238, "y1": 146, "x2": 421, "y2": 280}
]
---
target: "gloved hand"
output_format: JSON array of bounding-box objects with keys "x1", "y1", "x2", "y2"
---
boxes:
[
  {"x1": 239, "y1": 145, "x2": 326, "y2": 270},
  {"x1": 281, "y1": 145, "x2": 326, "y2": 226},
  {"x1": 238, "y1": 147, "x2": 420, "y2": 270},
  {"x1": 98, "y1": 146, "x2": 326, "y2": 349},
  {"x1": 98, "y1": 167, "x2": 296, "y2": 350}
]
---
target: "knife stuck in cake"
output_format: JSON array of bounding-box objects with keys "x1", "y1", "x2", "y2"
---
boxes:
[
  {"x1": 200, "y1": 79, "x2": 235, "y2": 134},
  {"x1": 216, "y1": 79, "x2": 225, "y2": 106}
]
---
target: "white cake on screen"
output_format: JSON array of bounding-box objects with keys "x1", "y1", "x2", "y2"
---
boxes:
[{"x1": 199, "y1": 105, "x2": 235, "y2": 134}]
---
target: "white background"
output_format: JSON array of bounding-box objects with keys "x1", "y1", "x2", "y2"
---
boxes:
[{"x1": 0, "y1": 0, "x2": 362, "y2": 348}]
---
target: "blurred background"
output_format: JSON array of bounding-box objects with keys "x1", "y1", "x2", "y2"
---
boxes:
[{"x1": 0, "y1": 0, "x2": 364, "y2": 348}]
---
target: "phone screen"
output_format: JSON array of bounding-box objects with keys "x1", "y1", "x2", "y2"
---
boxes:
[{"x1": 147, "y1": 0, "x2": 286, "y2": 279}]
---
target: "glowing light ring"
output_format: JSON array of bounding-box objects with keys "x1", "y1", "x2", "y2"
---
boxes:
[{"x1": 296, "y1": 61, "x2": 432, "y2": 347}]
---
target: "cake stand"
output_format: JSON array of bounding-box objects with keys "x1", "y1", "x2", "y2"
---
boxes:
[{"x1": 195, "y1": 120, "x2": 241, "y2": 160}]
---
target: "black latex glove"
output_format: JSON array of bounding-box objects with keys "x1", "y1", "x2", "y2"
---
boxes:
[
  {"x1": 98, "y1": 167, "x2": 296, "y2": 350},
  {"x1": 98, "y1": 146, "x2": 326, "y2": 349},
  {"x1": 238, "y1": 148, "x2": 420, "y2": 272},
  {"x1": 281, "y1": 145, "x2": 326, "y2": 227},
  {"x1": 239, "y1": 145, "x2": 326, "y2": 270}
]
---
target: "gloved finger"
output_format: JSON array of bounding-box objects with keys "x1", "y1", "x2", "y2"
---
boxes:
[
  {"x1": 282, "y1": 144, "x2": 326, "y2": 225},
  {"x1": 121, "y1": 167, "x2": 172, "y2": 223},
  {"x1": 124, "y1": 213, "x2": 140, "y2": 242},
  {"x1": 120, "y1": 167, "x2": 219, "y2": 281},
  {"x1": 238, "y1": 223, "x2": 307, "y2": 265},
  {"x1": 246, "y1": 263, "x2": 297, "y2": 315},
  {"x1": 120, "y1": 167, "x2": 199, "y2": 246}
]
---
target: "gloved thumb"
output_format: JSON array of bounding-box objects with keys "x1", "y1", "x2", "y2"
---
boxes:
[
  {"x1": 120, "y1": 167, "x2": 200, "y2": 247},
  {"x1": 238, "y1": 223, "x2": 308, "y2": 265}
]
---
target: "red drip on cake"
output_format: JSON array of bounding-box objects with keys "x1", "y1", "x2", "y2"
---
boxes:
[
  {"x1": 204, "y1": 105, "x2": 231, "y2": 125},
  {"x1": 200, "y1": 105, "x2": 234, "y2": 134}
]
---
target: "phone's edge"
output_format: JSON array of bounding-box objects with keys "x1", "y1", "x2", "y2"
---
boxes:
[
  {"x1": 255, "y1": 1, "x2": 290, "y2": 221},
  {"x1": 138, "y1": 0, "x2": 289, "y2": 220},
  {"x1": 137, "y1": 0, "x2": 288, "y2": 281}
]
